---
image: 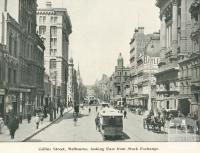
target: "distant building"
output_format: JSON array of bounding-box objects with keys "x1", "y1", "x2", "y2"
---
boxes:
[
  {"x1": 109, "y1": 53, "x2": 130, "y2": 103},
  {"x1": 67, "y1": 58, "x2": 74, "y2": 107},
  {"x1": 95, "y1": 74, "x2": 110, "y2": 101},
  {"x1": 37, "y1": 1, "x2": 72, "y2": 107}
]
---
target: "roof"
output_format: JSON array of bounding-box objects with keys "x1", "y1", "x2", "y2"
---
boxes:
[{"x1": 99, "y1": 108, "x2": 123, "y2": 117}]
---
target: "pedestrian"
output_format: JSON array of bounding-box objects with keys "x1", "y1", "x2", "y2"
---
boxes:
[
  {"x1": 124, "y1": 110, "x2": 127, "y2": 119},
  {"x1": 95, "y1": 116, "x2": 100, "y2": 131},
  {"x1": 27, "y1": 113, "x2": 31, "y2": 123},
  {"x1": 8, "y1": 114, "x2": 18, "y2": 139},
  {"x1": 60, "y1": 106, "x2": 64, "y2": 117},
  {"x1": 73, "y1": 113, "x2": 78, "y2": 126},
  {"x1": 35, "y1": 113, "x2": 40, "y2": 129},
  {"x1": 0, "y1": 116, "x2": 4, "y2": 134},
  {"x1": 39, "y1": 112, "x2": 44, "y2": 124},
  {"x1": 89, "y1": 108, "x2": 91, "y2": 114},
  {"x1": 96, "y1": 106, "x2": 98, "y2": 112},
  {"x1": 44, "y1": 105, "x2": 47, "y2": 118}
]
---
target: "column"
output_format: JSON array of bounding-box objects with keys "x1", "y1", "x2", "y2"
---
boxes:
[
  {"x1": 172, "y1": 0, "x2": 178, "y2": 56},
  {"x1": 160, "y1": 14, "x2": 166, "y2": 61},
  {"x1": 180, "y1": 0, "x2": 187, "y2": 54}
]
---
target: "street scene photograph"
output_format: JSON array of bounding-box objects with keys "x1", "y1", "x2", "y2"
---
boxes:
[{"x1": 0, "y1": 0, "x2": 200, "y2": 142}]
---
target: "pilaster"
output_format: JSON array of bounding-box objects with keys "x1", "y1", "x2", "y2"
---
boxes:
[{"x1": 172, "y1": 0, "x2": 178, "y2": 57}]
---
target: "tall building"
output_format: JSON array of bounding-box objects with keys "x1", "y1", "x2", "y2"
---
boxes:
[
  {"x1": 177, "y1": 0, "x2": 200, "y2": 118},
  {"x1": 0, "y1": 0, "x2": 45, "y2": 119},
  {"x1": 155, "y1": 0, "x2": 193, "y2": 115},
  {"x1": 0, "y1": 44, "x2": 6, "y2": 117},
  {"x1": 129, "y1": 28, "x2": 160, "y2": 110},
  {"x1": 37, "y1": 1, "x2": 72, "y2": 107}
]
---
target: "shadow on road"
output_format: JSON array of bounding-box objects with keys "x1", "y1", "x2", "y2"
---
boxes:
[{"x1": 104, "y1": 132, "x2": 130, "y2": 141}]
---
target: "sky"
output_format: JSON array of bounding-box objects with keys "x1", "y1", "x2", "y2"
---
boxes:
[{"x1": 37, "y1": 0, "x2": 160, "y2": 85}]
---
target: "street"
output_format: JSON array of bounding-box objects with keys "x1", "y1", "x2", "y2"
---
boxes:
[{"x1": 28, "y1": 106, "x2": 168, "y2": 142}]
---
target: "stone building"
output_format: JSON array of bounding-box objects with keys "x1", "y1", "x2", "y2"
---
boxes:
[
  {"x1": 155, "y1": 0, "x2": 193, "y2": 114},
  {"x1": 129, "y1": 27, "x2": 160, "y2": 110},
  {"x1": 37, "y1": 1, "x2": 72, "y2": 107},
  {"x1": 177, "y1": 0, "x2": 200, "y2": 117},
  {"x1": 0, "y1": 0, "x2": 45, "y2": 119},
  {"x1": 109, "y1": 53, "x2": 130, "y2": 104},
  {"x1": 0, "y1": 44, "x2": 6, "y2": 117}
]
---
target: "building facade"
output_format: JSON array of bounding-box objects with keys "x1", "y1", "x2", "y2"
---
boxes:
[
  {"x1": 37, "y1": 1, "x2": 72, "y2": 107},
  {"x1": 109, "y1": 53, "x2": 130, "y2": 104},
  {"x1": 177, "y1": 0, "x2": 200, "y2": 117},
  {"x1": 155, "y1": 0, "x2": 193, "y2": 115},
  {"x1": 0, "y1": 0, "x2": 45, "y2": 120},
  {"x1": 129, "y1": 27, "x2": 160, "y2": 110}
]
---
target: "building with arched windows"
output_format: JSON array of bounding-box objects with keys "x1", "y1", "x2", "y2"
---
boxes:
[
  {"x1": 155, "y1": 0, "x2": 197, "y2": 116},
  {"x1": 178, "y1": 0, "x2": 200, "y2": 118},
  {"x1": 109, "y1": 53, "x2": 130, "y2": 105}
]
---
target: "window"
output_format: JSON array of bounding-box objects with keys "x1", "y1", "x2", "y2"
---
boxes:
[
  {"x1": 50, "y1": 16, "x2": 58, "y2": 23},
  {"x1": 13, "y1": 70, "x2": 16, "y2": 83},
  {"x1": 50, "y1": 49, "x2": 57, "y2": 56},
  {"x1": 50, "y1": 38, "x2": 57, "y2": 47},
  {"x1": 39, "y1": 16, "x2": 43, "y2": 23},
  {"x1": 50, "y1": 26, "x2": 57, "y2": 36},
  {"x1": 39, "y1": 26, "x2": 46, "y2": 35},
  {"x1": 50, "y1": 59, "x2": 56, "y2": 69},
  {"x1": 39, "y1": 16, "x2": 46, "y2": 23},
  {"x1": 9, "y1": 35, "x2": 12, "y2": 55},
  {"x1": 43, "y1": 16, "x2": 46, "y2": 23},
  {"x1": 8, "y1": 68, "x2": 12, "y2": 83},
  {"x1": 14, "y1": 39, "x2": 17, "y2": 57}
]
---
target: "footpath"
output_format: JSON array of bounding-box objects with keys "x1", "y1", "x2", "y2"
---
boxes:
[{"x1": 0, "y1": 107, "x2": 72, "y2": 142}]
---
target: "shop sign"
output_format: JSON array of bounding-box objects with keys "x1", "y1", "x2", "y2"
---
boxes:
[{"x1": 0, "y1": 89, "x2": 5, "y2": 95}]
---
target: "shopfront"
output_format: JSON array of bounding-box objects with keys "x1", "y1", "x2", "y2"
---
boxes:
[{"x1": 0, "y1": 89, "x2": 5, "y2": 118}]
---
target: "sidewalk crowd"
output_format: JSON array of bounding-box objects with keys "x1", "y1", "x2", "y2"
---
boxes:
[{"x1": 0, "y1": 107, "x2": 72, "y2": 142}]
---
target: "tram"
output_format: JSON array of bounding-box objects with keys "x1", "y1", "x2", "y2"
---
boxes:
[{"x1": 98, "y1": 107, "x2": 123, "y2": 139}]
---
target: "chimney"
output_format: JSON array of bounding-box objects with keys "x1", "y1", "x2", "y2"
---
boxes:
[{"x1": 46, "y1": 1, "x2": 52, "y2": 8}]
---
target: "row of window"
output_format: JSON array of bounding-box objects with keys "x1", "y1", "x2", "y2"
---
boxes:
[
  {"x1": 181, "y1": 65, "x2": 200, "y2": 79},
  {"x1": 39, "y1": 26, "x2": 57, "y2": 36},
  {"x1": 9, "y1": 35, "x2": 18, "y2": 58},
  {"x1": 39, "y1": 16, "x2": 58, "y2": 24},
  {"x1": 8, "y1": 68, "x2": 17, "y2": 84}
]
